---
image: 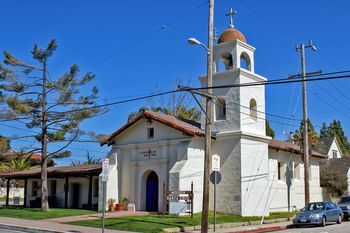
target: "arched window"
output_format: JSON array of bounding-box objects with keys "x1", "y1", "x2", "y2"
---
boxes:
[
  {"x1": 217, "y1": 53, "x2": 233, "y2": 72},
  {"x1": 240, "y1": 52, "x2": 251, "y2": 71},
  {"x1": 215, "y1": 98, "x2": 226, "y2": 121},
  {"x1": 249, "y1": 98, "x2": 257, "y2": 121}
]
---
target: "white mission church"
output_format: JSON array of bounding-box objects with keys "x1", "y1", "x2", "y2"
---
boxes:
[
  {"x1": 98, "y1": 17, "x2": 335, "y2": 216},
  {"x1": 0, "y1": 10, "x2": 343, "y2": 216}
]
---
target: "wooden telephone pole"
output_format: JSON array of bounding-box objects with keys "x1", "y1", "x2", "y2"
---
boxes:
[
  {"x1": 295, "y1": 40, "x2": 317, "y2": 205},
  {"x1": 201, "y1": 0, "x2": 214, "y2": 232}
]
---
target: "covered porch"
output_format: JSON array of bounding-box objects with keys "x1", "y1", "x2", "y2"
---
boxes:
[{"x1": 0, "y1": 164, "x2": 102, "y2": 210}]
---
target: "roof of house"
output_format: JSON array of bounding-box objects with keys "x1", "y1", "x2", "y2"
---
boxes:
[
  {"x1": 0, "y1": 164, "x2": 102, "y2": 179},
  {"x1": 313, "y1": 137, "x2": 335, "y2": 155},
  {"x1": 0, "y1": 152, "x2": 41, "y2": 162},
  {"x1": 268, "y1": 139, "x2": 326, "y2": 158},
  {"x1": 101, "y1": 110, "x2": 205, "y2": 146},
  {"x1": 321, "y1": 157, "x2": 350, "y2": 174}
]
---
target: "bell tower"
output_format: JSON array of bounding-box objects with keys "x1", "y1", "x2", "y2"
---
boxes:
[
  {"x1": 199, "y1": 8, "x2": 270, "y2": 217},
  {"x1": 199, "y1": 8, "x2": 266, "y2": 136}
]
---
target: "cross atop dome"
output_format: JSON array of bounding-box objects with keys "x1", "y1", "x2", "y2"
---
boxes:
[{"x1": 225, "y1": 8, "x2": 237, "y2": 28}]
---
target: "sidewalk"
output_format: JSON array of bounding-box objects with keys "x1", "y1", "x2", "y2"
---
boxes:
[{"x1": 0, "y1": 216, "x2": 134, "y2": 233}]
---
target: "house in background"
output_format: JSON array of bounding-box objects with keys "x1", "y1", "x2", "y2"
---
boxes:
[
  {"x1": 0, "y1": 164, "x2": 101, "y2": 209},
  {"x1": 314, "y1": 137, "x2": 343, "y2": 159}
]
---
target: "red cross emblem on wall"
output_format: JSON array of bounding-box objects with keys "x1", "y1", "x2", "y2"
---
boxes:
[{"x1": 141, "y1": 148, "x2": 156, "y2": 159}]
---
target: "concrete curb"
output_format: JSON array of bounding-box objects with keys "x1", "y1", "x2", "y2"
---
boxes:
[
  {"x1": 163, "y1": 218, "x2": 291, "y2": 233},
  {"x1": 0, "y1": 223, "x2": 65, "y2": 233},
  {"x1": 230, "y1": 225, "x2": 287, "y2": 233}
]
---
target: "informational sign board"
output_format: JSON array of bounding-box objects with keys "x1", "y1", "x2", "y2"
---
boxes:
[
  {"x1": 102, "y1": 158, "x2": 109, "y2": 172},
  {"x1": 101, "y1": 171, "x2": 109, "y2": 182},
  {"x1": 101, "y1": 158, "x2": 109, "y2": 182},
  {"x1": 212, "y1": 154, "x2": 220, "y2": 172}
]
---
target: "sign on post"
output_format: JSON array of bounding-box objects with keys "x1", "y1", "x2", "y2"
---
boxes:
[
  {"x1": 101, "y1": 157, "x2": 109, "y2": 233},
  {"x1": 102, "y1": 158, "x2": 109, "y2": 172},
  {"x1": 212, "y1": 154, "x2": 220, "y2": 172},
  {"x1": 211, "y1": 154, "x2": 221, "y2": 232}
]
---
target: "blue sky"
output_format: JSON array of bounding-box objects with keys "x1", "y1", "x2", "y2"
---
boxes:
[{"x1": 1, "y1": 0, "x2": 350, "y2": 165}]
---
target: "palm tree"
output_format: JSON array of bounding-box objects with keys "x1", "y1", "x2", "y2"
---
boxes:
[
  {"x1": 5, "y1": 155, "x2": 34, "y2": 172},
  {"x1": 71, "y1": 152, "x2": 101, "y2": 166}
]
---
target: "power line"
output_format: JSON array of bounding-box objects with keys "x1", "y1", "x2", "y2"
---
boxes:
[{"x1": 48, "y1": 72, "x2": 350, "y2": 115}]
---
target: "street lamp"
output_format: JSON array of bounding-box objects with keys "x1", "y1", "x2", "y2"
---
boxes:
[
  {"x1": 187, "y1": 34, "x2": 213, "y2": 233},
  {"x1": 187, "y1": 37, "x2": 210, "y2": 54}
]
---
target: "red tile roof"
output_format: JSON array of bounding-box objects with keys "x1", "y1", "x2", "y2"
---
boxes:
[
  {"x1": 269, "y1": 139, "x2": 326, "y2": 158},
  {"x1": 0, "y1": 152, "x2": 41, "y2": 161},
  {"x1": 0, "y1": 164, "x2": 102, "y2": 179},
  {"x1": 101, "y1": 110, "x2": 205, "y2": 146}
]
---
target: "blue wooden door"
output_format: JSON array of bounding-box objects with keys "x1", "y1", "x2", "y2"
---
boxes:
[{"x1": 146, "y1": 171, "x2": 158, "y2": 212}]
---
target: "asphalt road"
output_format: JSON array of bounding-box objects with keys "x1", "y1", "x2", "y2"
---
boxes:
[
  {"x1": 0, "y1": 230, "x2": 26, "y2": 233},
  {"x1": 275, "y1": 221, "x2": 350, "y2": 233}
]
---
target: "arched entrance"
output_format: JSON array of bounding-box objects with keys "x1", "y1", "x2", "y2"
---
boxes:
[{"x1": 146, "y1": 171, "x2": 158, "y2": 212}]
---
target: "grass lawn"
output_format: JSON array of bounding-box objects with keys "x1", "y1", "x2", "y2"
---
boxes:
[
  {"x1": 0, "y1": 206, "x2": 97, "y2": 220},
  {"x1": 69, "y1": 212, "x2": 296, "y2": 233}
]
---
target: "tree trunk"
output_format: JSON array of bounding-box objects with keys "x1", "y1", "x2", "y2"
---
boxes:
[{"x1": 41, "y1": 60, "x2": 49, "y2": 212}]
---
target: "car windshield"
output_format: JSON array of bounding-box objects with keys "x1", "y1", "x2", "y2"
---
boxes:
[
  {"x1": 304, "y1": 202, "x2": 325, "y2": 211},
  {"x1": 339, "y1": 197, "x2": 350, "y2": 203}
]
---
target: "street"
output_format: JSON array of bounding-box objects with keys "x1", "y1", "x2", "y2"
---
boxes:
[
  {"x1": 275, "y1": 221, "x2": 350, "y2": 233},
  {"x1": 0, "y1": 230, "x2": 26, "y2": 233}
]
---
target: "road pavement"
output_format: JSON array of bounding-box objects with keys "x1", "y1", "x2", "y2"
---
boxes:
[
  {"x1": 274, "y1": 221, "x2": 350, "y2": 233},
  {"x1": 0, "y1": 230, "x2": 26, "y2": 233}
]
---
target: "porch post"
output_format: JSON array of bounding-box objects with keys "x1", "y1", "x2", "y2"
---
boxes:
[
  {"x1": 5, "y1": 179, "x2": 10, "y2": 206},
  {"x1": 23, "y1": 178, "x2": 28, "y2": 207},
  {"x1": 88, "y1": 175, "x2": 93, "y2": 210},
  {"x1": 64, "y1": 176, "x2": 69, "y2": 208}
]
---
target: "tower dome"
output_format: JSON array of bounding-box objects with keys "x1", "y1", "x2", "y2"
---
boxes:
[{"x1": 218, "y1": 27, "x2": 247, "y2": 44}]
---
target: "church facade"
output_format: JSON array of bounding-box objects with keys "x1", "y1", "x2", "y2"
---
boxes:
[{"x1": 100, "y1": 18, "x2": 329, "y2": 216}]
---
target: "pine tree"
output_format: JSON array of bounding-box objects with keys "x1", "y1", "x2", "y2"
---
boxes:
[
  {"x1": 319, "y1": 122, "x2": 330, "y2": 139},
  {"x1": 292, "y1": 119, "x2": 319, "y2": 146},
  {"x1": 327, "y1": 120, "x2": 350, "y2": 155},
  {"x1": 0, "y1": 39, "x2": 105, "y2": 211}
]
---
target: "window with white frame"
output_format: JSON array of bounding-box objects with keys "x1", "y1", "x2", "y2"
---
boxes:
[{"x1": 332, "y1": 150, "x2": 338, "y2": 158}]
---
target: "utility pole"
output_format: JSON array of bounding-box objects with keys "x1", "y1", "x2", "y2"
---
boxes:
[
  {"x1": 295, "y1": 40, "x2": 317, "y2": 205},
  {"x1": 202, "y1": 0, "x2": 214, "y2": 232}
]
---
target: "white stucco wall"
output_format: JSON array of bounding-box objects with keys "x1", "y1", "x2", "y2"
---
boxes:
[
  {"x1": 267, "y1": 150, "x2": 323, "y2": 213},
  {"x1": 105, "y1": 118, "x2": 196, "y2": 212}
]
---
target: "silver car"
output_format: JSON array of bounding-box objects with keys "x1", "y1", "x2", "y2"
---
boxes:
[{"x1": 293, "y1": 201, "x2": 343, "y2": 227}]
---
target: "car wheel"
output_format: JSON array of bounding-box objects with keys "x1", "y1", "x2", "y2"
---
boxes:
[
  {"x1": 321, "y1": 216, "x2": 326, "y2": 227},
  {"x1": 337, "y1": 214, "x2": 342, "y2": 224}
]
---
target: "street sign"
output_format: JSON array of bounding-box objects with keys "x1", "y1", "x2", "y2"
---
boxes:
[
  {"x1": 212, "y1": 154, "x2": 220, "y2": 172},
  {"x1": 102, "y1": 158, "x2": 109, "y2": 172},
  {"x1": 101, "y1": 171, "x2": 109, "y2": 182},
  {"x1": 210, "y1": 171, "x2": 222, "y2": 184}
]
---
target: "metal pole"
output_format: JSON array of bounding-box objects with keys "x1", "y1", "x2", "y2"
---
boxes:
[
  {"x1": 102, "y1": 181, "x2": 106, "y2": 233},
  {"x1": 300, "y1": 44, "x2": 310, "y2": 205},
  {"x1": 214, "y1": 172, "x2": 217, "y2": 232},
  {"x1": 201, "y1": 0, "x2": 214, "y2": 232}
]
